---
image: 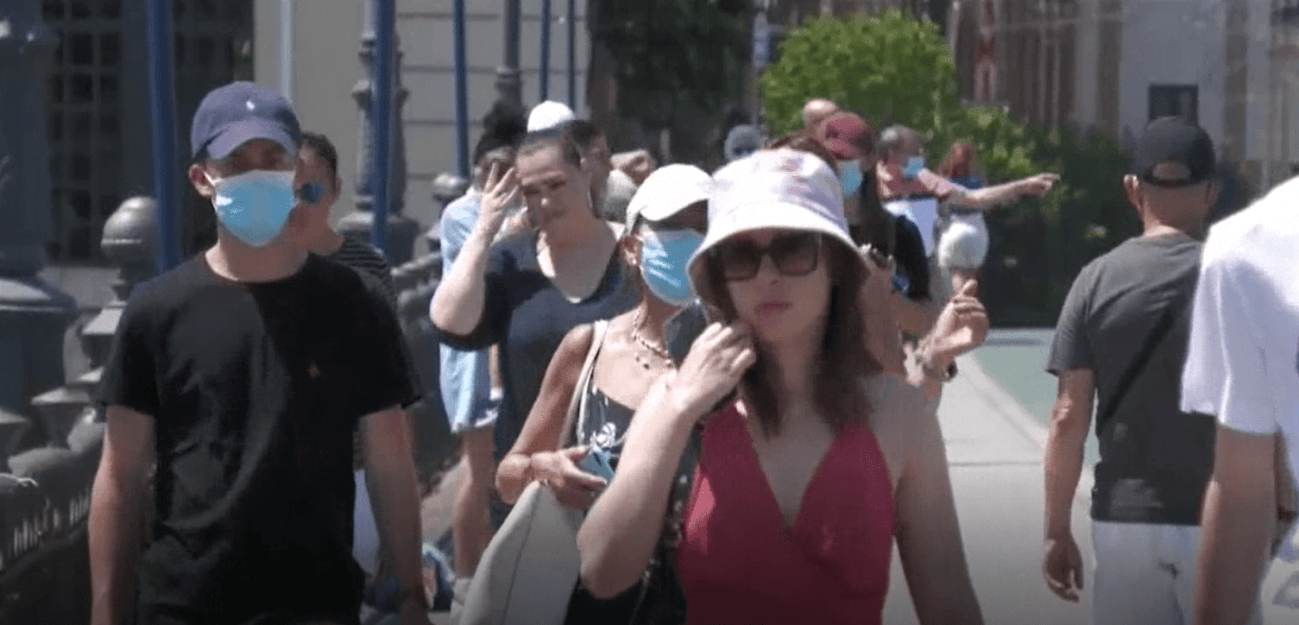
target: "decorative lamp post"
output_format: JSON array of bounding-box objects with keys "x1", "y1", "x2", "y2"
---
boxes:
[
  {"x1": 495, "y1": 0, "x2": 524, "y2": 112},
  {"x1": 0, "y1": 0, "x2": 78, "y2": 437},
  {"x1": 540, "y1": 0, "x2": 552, "y2": 101},
  {"x1": 338, "y1": 0, "x2": 420, "y2": 266}
]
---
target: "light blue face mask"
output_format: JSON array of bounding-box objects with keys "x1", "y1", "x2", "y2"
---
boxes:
[
  {"x1": 902, "y1": 155, "x2": 925, "y2": 180},
  {"x1": 639, "y1": 227, "x2": 705, "y2": 307},
  {"x1": 205, "y1": 169, "x2": 297, "y2": 248},
  {"x1": 838, "y1": 161, "x2": 863, "y2": 197}
]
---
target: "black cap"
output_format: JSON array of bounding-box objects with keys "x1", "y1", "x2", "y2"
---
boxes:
[
  {"x1": 190, "y1": 82, "x2": 300, "y2": 161},
  {"x1": 1131, "y1": 117, "x2": 1216, "y2": 187}
]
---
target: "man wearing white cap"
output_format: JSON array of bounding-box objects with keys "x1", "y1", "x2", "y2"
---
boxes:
[{"x1": 527, "y1": 100, "x2": 577, "y2": 132}]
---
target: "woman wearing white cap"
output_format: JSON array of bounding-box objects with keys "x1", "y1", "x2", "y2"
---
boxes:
[
  {"x1": 576, "y1": 150, "x2": 984, "y2": 624},
  {"x1": 493, "y1": 164, "x2": 711, "y2": 623}
]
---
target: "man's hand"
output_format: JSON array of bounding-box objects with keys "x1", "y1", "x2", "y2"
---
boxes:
[
  {"x1": 1043, "y1": 533, "x2": 1085, "y2": 602},
  {"x1": 927, "y1": 280, "x2": 990, "y2": 366},
  {"x1": 612, "y1": 150, "x2": 656, "y2": 185},
  {"x1": 1018, "y1": 173, "x2": 1060, "y2": 198}
]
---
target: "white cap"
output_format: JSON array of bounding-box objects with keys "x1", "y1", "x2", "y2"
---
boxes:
[
  {"x1": 624, "y1": 164, "x2": 713, "y2": 233},
  {"x1": 527, "y1": 101, "x2": 577, "y2": 132}
]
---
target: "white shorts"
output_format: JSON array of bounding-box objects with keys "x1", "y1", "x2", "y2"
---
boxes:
[
  {"x1": 937, "y1": 214, "x2": 989, "y2": 271},
  {"x1": 1091, "y1": 521, "x2": 1264, "y2": 625}
]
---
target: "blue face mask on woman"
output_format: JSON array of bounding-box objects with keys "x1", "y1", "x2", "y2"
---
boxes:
[
  {"x1": 838, "y1": 161, "x2": 863, "y2": 197},
  {"x1": 204, "y1": 169, "x2": 297, "y2": 248},
  {"x1": 639, "y1": 227, "x2": 705, "y2": 307}
]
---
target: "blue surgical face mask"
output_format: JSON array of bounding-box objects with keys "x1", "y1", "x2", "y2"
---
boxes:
[
  {"x1": 205, "y1": 169, "x2": 297, "y2": 248},
  {"x1": 838, "y1": 161, "x2": 863, "y2": 197},
  {"x1": 639, "y1": 227, "x2": 705, "y2": 307},
  {"x1": 902, "y1": 155, "x2": 925, "y2": 180}
]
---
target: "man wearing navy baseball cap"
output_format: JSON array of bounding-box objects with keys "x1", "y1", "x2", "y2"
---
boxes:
[{"x1": 89, "y1": 82, "x2": 431, "y2": 625}]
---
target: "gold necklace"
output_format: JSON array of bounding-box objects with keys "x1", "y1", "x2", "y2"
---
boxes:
[{"x1": 630, "y1": 309, "x2": 672, "y2": 370}]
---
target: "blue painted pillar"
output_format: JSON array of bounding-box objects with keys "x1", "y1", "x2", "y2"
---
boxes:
[
  {"x1": 567, "y1": 0, "x2": 576, "y2": 107},
  {"x1": 540, "y1": 0, "x2": 552, "y2": 101},
  {"x1": 145, "y1": 0, "x2": 180, "y2": 271},
  {"x1": 453, "y1": 0, "x2": 469, "y2": 179},
  {"x1": 369, "y1": 0, "x2": 395, "y2": 255}
]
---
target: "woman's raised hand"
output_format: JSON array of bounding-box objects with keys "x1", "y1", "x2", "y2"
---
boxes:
[
  {"x1": 669, "y1": 322, "x2": 757, "y2": 421},
  {"x1": 478, "y1": 162, "x2": 521, "y2": 235}
]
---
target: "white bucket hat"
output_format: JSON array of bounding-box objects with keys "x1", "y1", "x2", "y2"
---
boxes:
[
  {"x1": 623, "y1": 164, "x2": 713, "y2": 232},
  {"x1": 687, "y1": 149, "x2": 863, "y2": 296}
]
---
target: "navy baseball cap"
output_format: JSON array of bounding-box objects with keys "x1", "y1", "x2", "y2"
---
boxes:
[
  {"x1": 190, "y1": 82, "x2": 301, "y2": 161},
  {"x1": 1131, "y1": 116, "x2": 1216, "y2": 187}
]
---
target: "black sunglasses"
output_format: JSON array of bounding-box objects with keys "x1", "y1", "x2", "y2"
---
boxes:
[
  {"x1": 712, "y1": 232, "x2": 823, "y2": 282},
  {"x1": 296, "y1": 181, "x2": 326, "y2": 204}
]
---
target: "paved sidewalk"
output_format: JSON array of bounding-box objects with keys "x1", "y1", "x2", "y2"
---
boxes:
[
  {"x1": 881, "y1": 352, "x2": 1095, "y2": 625},
  {"x1": 878, "y1": 351, "x2": 1299, "y2": 625}
]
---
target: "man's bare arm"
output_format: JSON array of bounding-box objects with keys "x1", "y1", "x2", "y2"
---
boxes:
[
  {"x1": 89, "y1": 405, "x2": 156, "y2": 625},
  {"x1": 1194, "y1": 426, "x2": 1277, "y2": 625},
  {"x1": 1044, "y1": 370, "x2": 1095, "y2": 539},
  {"x1": 362, "y1": 407, "x2": 429, "y2": 614}
]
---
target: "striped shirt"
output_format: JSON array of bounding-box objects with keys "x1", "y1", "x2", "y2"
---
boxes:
[
  {"x1": 329, "y1": 236, "x2": 396, "y2": 307},
  {"x1": 328, "y1": 236, "x2": 397, "y2": 470}
]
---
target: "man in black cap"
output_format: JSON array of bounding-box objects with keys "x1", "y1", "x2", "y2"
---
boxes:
[
  {"x1": 1039, "y1": 117, "x2": 1258, "y2": 625},
  {"x1": 88, "y1": 82, "x2": 431, "y2": 625}
]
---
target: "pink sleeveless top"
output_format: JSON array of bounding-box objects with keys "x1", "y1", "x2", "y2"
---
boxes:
[{"x1": 675, "y1": 405, "x2": 895, "y2": 624}]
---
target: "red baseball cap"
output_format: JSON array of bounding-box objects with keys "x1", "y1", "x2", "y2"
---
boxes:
[{"x1": 816, "y1": 112, "x2": 875, "y2": 161}]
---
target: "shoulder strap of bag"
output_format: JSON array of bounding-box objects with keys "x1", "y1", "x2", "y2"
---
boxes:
[
  {"x1": 559, "y1": 320, "x2": 609, "y2": 449},
  {"x1": 1097, "y1": 289, "x2": 1192, "y2": 427}
]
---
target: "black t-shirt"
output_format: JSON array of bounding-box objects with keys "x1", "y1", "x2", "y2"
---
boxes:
[
  {"x1": 1047, "y1": 234, "x2": 1214, "y2": 525},
  {"x1": 434, "y1": 231, "x2": 636, "y2": 466},
  {"x1": 98, "y1": 254, "x2": 419, "y2": 625}
]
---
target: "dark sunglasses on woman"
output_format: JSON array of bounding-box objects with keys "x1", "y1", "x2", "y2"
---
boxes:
[{"x1": 712, "y1": 232, "x2": 823, "y2": 282}]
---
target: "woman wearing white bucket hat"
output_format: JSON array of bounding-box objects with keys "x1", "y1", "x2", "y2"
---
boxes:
[
  {"x1": 493, "y1": 164, "x2": 712, "y2": 623},
  {"x1": 577, "y1": 150, "x2": 985, "y2": 624}
]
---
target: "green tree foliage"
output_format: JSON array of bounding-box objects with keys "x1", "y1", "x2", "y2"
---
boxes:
[
  {"x1": 759, "y1": 11, "x2": 963, "y2": 135},
  {"x1": 759, "y1": 11, "x2": 1141, "y2": 325},
  {"x1": 596, "y1": 0, "x2": 749, "y2": 130}
]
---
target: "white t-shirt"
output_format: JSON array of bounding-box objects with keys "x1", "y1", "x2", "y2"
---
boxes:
[
  {"x1": 1181, "y1": 176, "x2": 1299, "y2": 483},
  {"x1": 884, "y1": 197, "x2": 941, "y2": 256}
]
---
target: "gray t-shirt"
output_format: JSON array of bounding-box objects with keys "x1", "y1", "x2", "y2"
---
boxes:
[{"x1": 1047, "y1": 234, "x2": 1215, "y2": 525}]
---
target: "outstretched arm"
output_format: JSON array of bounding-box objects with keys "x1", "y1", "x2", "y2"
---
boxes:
[{"x1": 947, "y1": 173, "x2": 1058, "y2": 211}]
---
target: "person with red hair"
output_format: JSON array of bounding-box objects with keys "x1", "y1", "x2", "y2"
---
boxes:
[{"x1": 935, "y1": 141, "x2": 990, "y2": 296}]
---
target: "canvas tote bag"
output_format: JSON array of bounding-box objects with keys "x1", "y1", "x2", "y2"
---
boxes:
[{"x1": 458, "y1": 320, "x2": 609, "y2": 625}]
